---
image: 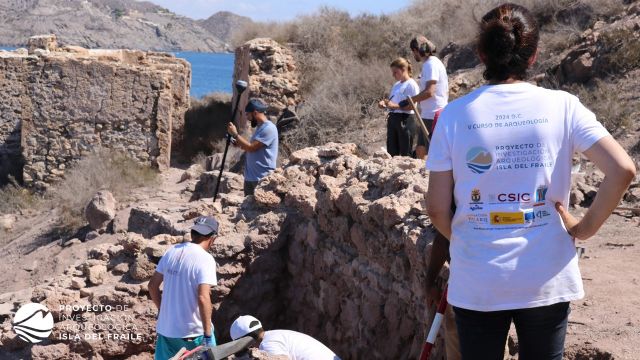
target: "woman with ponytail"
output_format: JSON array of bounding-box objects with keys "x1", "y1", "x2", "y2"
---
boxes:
[
  {"x1": 425, "y1": 3, "x2": 635, "y2": 359},
  {"x1": 378, "y1": 57, "x2": 420, "y2": 157}
]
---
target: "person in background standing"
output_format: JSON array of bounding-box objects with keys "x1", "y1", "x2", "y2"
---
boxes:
[
  {"x1": 402, "y1": 35, "x2": 449, "y2": 160},
  {"x1": 378, "y1": 57, "x2": 420, "y2": 157},
  {"x1": 227, "y1": 98, "x2": 279, "y2": 196}
]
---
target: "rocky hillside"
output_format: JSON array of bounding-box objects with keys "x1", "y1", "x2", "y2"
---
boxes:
[
  {"x1": 0, "y1": 0, "x2": 226, "y2": 51},
  {"x1": 198, "y1": 11, "x2": 253, "y2": 45}
]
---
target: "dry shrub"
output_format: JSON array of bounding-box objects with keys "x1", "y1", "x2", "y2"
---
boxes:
[
  {"x1": 568, "y1": 79, "x2": 638, "y2": 133},
  {"x1": 0, "y1": 177, "x2": 39, "y2": 215},
  {"x1": 182, "y1": 93, "x2": 232, "y2": 160},
  {"x1": 50, "y1": 149, "x2": 158, "y2": 233},
  {"x1": 597, "y1": 27, "x2": 640, "y2": 74},
  {"x1": 282, "y1": 53, "x2": 390, "y2": 153},
  {"x1": 231, "y1": 0, "x2": 631, "y2": 153}
]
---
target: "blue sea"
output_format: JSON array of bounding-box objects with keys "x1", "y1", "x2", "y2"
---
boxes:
[
  {"x1": 174, "y1": 52, "x2": 234, "y2": 98},
  {"x1": 1, "y1": 46, "x2": 234, "y2": 98}
]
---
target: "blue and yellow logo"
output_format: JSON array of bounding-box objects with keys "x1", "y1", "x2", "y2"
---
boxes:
[{"x1": 466, "y1": 147, "x2": 493, "y2": 174}]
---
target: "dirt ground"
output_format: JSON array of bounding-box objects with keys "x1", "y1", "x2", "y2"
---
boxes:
[{"x1": 563, "y1": 211, "x2": 640, "y2": 360}]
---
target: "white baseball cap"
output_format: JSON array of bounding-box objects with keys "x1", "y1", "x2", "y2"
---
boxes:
[{"x1": 230, "y1": 315, "x2": 262, "y2": 340}]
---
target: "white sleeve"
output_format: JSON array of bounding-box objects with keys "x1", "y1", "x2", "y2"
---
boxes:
[
  {"x1": 405, "y1": 80, "x2": 420, "y2": 97},
  {"x1": 196, "y1": 255, "x2": 217, "y2": 286},
  {"x1": 155, "y1": 250, "x2": 168, "y2": 274},
  {"x1": 422, "y1": 60, "x2": 439, "y2": 82},
  {"x1": 569, "y1": 95, "x2": 610, "y2": 153},
  {"x1": 425, "y1": 108, "x2": 453, "y2": 171}
]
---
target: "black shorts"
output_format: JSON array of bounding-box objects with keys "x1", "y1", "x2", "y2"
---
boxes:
[{"x1": 417, "y1": 118, "x2": 434, "y2": 149}]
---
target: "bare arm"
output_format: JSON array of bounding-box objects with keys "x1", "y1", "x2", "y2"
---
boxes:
[
  {"x1": 198, "y1": 284, "x2": 213, "y2": 337},
  {"x1": 426, "y1": 170, "x2": 455, "y2": 240},
  {"x1": 227, "y1": 123, "x2": 267, "y2": 153},
  {"x1": 235, "y1": 137, "x2": 266, "y2": 153},
  {"x1": 385, "y1": 100, "x2": 413, "y2": 111},
  {"x1": 557, "y1": 136, "x2": 636, "y2": 239},
  {"x1": 425, "y1": 231, "x2": 450, "y2": 307},
  {"x1": 148, "y1": 271, "x2": 163, "y2": 310},
  {"x1": 412, "y1": 80, "x2": 437, "y2": 103}
]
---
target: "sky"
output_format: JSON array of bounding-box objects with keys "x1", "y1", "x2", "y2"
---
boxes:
[{"x1": 146, "y1": 0, "x2": 413, "y2": 22}]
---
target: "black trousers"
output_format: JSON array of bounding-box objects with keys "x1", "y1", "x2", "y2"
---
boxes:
[
  {"x1": 386, "y1": 112, "x2": 413, "y2": 157},
  {"x1": 453, "y1": 302, "x2": 570, "y2": 360}
]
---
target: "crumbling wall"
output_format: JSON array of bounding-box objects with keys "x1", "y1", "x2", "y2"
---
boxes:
[
  {"x1": 0, "y1": 35, "x2": 190, "y2": 190},
  {"x1": 0, "y1": 55, "x2": 28, "y2": 184},
  {"x1": 232, "y1": 38, "x2": 300, "y2": 130},
  {"x1": 0, "y1": 143, "x2": 444, "y2": 359},
  {"x1": 250, "y1": 144, "x2": 444, "y2": 360}
]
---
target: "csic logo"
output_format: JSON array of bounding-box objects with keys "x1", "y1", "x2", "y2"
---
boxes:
[
  {"x1": 471, "y1": 189, "x2": 481, "y2": 203},
  {"x1": 12, "y1": 303, "x2": 54, "y2": 344},
  {"x1": 466, "y1": 147, "x2": 493, "y2": 174},
  {"x1": 498, "y1": 193, "x2": 531, "y2": 203}
]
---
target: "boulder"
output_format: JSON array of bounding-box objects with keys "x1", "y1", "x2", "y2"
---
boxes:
[
  {"x1": 0, "y1": 214, "x2": 17, "y2": 231},
  {"x1": 180, "y1": 164, "x2": 204, "y2": 182},
  {"x1": 84, "y1": 190, "x2": 117, "y2": 230},
  {"x1": 84, "y1": 264, "x2": 108, "y2": 286},
  {"x1": 130, "y1": 254, "x2": 156, "y2": 281},
  {"x1": 127, "y1": 208, "x2": 187, "y2": 238}
]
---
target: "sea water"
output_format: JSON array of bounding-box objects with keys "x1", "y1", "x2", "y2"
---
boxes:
[
  {"x1": 174, "y1": 52, "x2": 234, "y2": 98},
  {"x1": 0, "y1": 46, "x2": 234, "y2": 98}
]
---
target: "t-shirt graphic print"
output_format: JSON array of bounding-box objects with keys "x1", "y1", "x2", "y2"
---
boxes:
[{"x1": 426, "y1": 82, "x2": 609, "y2": 311}]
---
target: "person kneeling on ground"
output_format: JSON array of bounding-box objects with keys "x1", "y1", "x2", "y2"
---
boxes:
[
  {"x1": 149, "y1": 216, "x2": 219, "y2": 360},
  {"x1": 227, "y1": 98, "x2": 279, "y2": 196},
  {"x1": 230, "y1": 315, "x2": 341, "y2": 360}
]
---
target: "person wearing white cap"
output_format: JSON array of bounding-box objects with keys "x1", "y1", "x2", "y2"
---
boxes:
[
  {"x1": 230, "y1": 315, "x2": 341, "y2": 360},
  {"x1": 149, "y1": 216, "x2": 220, "y2": 360}
]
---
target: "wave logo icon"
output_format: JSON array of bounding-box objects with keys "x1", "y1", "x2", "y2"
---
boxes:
[
  {"x1": 466, "y1": 147, "x2": 493, "y2": 174},
  {"x1": 12, "y1": 303, "x2": 54, "y2": 344}
]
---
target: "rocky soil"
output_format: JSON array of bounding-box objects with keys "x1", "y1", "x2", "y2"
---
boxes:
[{"x1": 0, "y1": 142, "x2": 638, "y2": 359}]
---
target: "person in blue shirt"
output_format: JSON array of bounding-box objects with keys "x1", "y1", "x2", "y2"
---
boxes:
[{"x1": 227, "y1": 98, "x2": 279, "y2": 196}]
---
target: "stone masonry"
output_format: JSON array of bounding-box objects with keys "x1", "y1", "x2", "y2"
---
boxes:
[
  {"x1": 0, "y1": 35, "x2": 190, "y2": 189},
  {"x1": 232, "y1": 38, "x2": 300, "y2": 130}
]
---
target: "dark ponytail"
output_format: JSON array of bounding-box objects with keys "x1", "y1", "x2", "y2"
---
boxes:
[{"x1": 478, "y1": 3, "x2": 539, "y2": 82}]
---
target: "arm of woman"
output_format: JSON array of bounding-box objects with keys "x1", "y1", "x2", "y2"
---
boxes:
[
  {"x1": 557, "y1": 136, "x2": 636, "y2": 239},
  {"x1": 427, "y1": 170, "x2": 455, "y2": 239}
]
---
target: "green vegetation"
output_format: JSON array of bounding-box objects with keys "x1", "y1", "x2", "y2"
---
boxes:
[{"x1": 112, "y1": 8, "x2": 125, "y2": 20}]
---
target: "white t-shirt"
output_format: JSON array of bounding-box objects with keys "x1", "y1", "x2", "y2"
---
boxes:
[
  {"x1": 260, "y1": 330, "x2": 340, "y2": 360},
  {"x1": 156, "y1": 243, "x2": 217, "y2": 338},
  {"x1": 388, "y1": 79, "x2": 420, "y2": 114},
  {"x1": 419, "y1": 56, "x2": 449, "y2": 119},
  {"x1": 426, "y1": 82, "x2": 610, "y2": 311}
]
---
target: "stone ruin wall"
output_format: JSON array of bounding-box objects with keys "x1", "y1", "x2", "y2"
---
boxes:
[
  {"x1": 0, "y1": 35, "x2": 191, "y2": 189},
  {"x1": 232, "y1": 38, "x2": 300, "y2": 130},
  {"x1": 0, "y1": 143, "x2": 445, "y2": 359},
  {"x1": 202, "y1": 144, "x2": 446, "y2": 359}
]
